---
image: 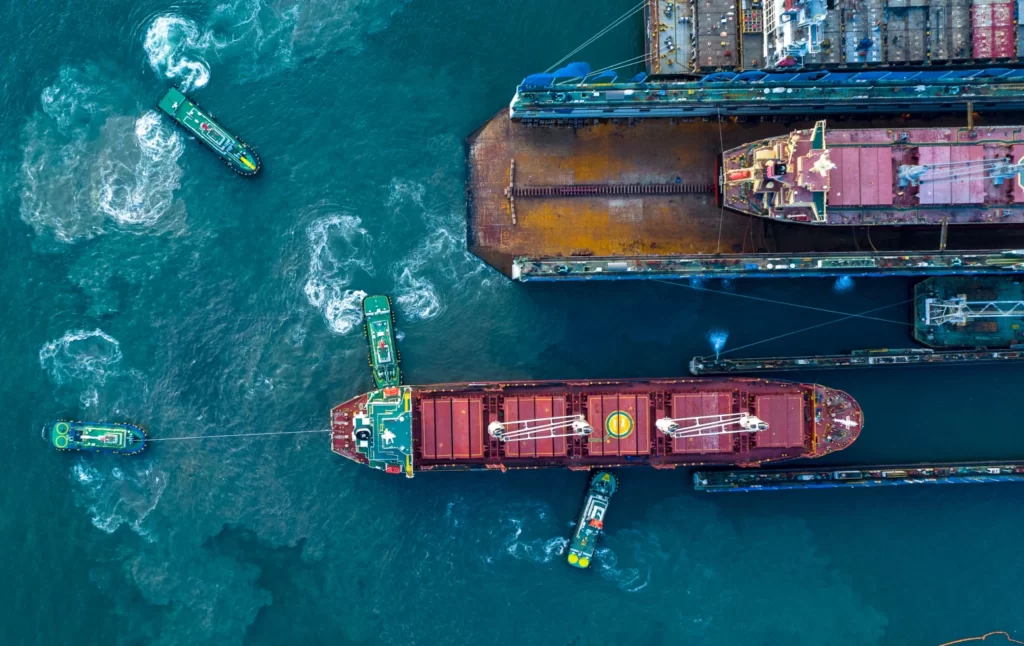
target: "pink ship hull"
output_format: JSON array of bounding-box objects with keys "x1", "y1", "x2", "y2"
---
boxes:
[{"x1": 721, "y1": 122, "x2": 1024, "y2": 226}]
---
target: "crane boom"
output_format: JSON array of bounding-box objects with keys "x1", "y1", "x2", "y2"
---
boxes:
[
  {"x1": 924, "y1": 295, "x2": 1024, "y2": 326},
  {"x1": 655, "y1": 412, "x2": 768, "y2": 439},
  {"x1": 488, "y1": 415, "x2": 593, "y2": 443},
  {"x1": 488, "y1": 412, "x2": 768, "y2": 443}
]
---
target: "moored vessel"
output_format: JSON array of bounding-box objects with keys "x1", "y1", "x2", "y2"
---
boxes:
[
  {"x1": 363, "y1": 295, "x2": 401, "y2": 389},
  {"x1": 47, "y1": 421, "x2": 147, "y2": 455},
  {"x1": 568, "y1": 471, "x2": 616, "y2": 569},
  {"x1": 330, "y1": 377, "x2": 862, "y2": 477},
  {"x1": 157, "y1": 88, "x2": 261, "y2": 176},
  {"x1": 721, "y1": 121, "x2": 1024, "y2": 226},
  {"x1": 914, "y1": 276, "x2": 1024, "y2": 348}
]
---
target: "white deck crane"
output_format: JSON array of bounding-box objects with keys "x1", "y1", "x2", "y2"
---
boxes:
[
  {"x1": 655, "y1": 412, "x2": 768, "y2": 439},
  {"x1": 488, "y1": 415, "x2": 594, "y2": 443},
  {"x1": 924, "y1": 294, "x2": 1024, "y2": 327},
  {"x1": 487, "y1": 412, "x2": 767, "y2": 443}
]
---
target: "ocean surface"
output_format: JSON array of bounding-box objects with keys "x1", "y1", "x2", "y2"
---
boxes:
[{"x1": 3, "y1": 1, "x2": 1023, "y2": 644}]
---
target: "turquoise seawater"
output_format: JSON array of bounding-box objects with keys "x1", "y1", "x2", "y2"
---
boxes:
[{"x1": 3, "y1": 1, "x2": 1024, "y2": 644}]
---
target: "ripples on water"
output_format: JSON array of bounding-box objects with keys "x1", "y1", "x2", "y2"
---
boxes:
[
  {"x1": 20, "y1": 66, "x2": 185, "y2": 243},
  {"x1": 7, "y1": 0, "x2": 946, "y2": 643},
  {"x1": 39, "y1": 329, "x2": 147, "y2": 408},
  {"x1": 302, "y1": 214, "x2": 372, "y2": 334}
]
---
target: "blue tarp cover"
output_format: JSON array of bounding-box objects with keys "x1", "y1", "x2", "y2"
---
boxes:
[
  {"x1": 552, "y1": 62, "x2": 591, "y2": 79},
  {"x1": 521, "y1": 73, "x2": 555, "y2": 88}
]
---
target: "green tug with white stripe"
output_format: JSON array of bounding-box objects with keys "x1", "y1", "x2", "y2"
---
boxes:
[
  {"x1": 157, "y1": 87, "x2": 261, "y2": 176},
  {"x1": 47, "y1": 421, "x2": 147, "y2": 455},
  {"x1": 363, "y1": 295, "x2": 402, "y2": 389},
  {"x1": 567, "y1": 471, "x2": 616, "y2": 569}
]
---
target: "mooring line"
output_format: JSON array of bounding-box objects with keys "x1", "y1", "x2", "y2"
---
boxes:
[
  {"x1": 715, "y1": 299, "x2": 915, "y2": 357},
  {"x1": 653, "y1": 279, "x2": 912, "y2": 326},
  {"x1": 146, "y1": 429, "x2": 333, "y2": 442},
  {"x1": 938, "y1": 631, "x2": 1024, "y2": 646}
]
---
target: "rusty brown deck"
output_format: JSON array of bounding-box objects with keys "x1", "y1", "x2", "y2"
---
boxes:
[{"x1": 467, "y1": 112, "x2": 1024, "y2": 277}]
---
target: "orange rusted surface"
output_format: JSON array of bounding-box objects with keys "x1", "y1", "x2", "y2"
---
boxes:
[{"x1": 468, "y1": 113, "x2": 759, "y2": 262}]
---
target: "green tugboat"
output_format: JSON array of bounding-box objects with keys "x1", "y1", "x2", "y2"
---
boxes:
[
  {"x1": 363, "y1": 295, "x2": 402, "y2": 389},
  {"x1": 567, "y1": 471, "x2": 616, "y2": 569},
  {"x1": 157, "y1": 88, "x2": 261, "y2": 176},
  {"x1": 47, "y1": 421, "x2": 147, "y2": 455}
]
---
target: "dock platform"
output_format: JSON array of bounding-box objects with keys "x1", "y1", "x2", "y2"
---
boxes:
[
  {"x1": 689, "y1": 347, "x2": 1024, "y2": 375},
  {"x1": 466, "y1": 111, "x2": 1024, "y2": 280},
  {"x1": 693, "y1": 460, "x2": 1024, "y2": 491}
]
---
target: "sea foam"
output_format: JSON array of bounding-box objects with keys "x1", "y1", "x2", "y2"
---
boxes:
[
  {"x1": 95, "y1": 112, "x2": 185, "y2": 228},
  {"x1": 39, "y1": 329, "x2": 145, "y2": 408},
  {"x1": 71, "y1": 460, "x2": 166, "y2": 540},
  {"x1": 303, "y1": 215, "x2": 373, "y2": 334},
  {"x1": 143, "y1": 14, "x2": 212, "y2": 90},
  {"x1": 20, "y1": 68, "x2": 185, "y2": 243}
]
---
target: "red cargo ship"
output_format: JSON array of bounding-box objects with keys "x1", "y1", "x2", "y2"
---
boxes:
[
  {"x1": 330, "y1": 378, "x2": 862, "y2": 477},
  {"x1": 721, "y1": 121, "x2": 1024, "y2": 226}
]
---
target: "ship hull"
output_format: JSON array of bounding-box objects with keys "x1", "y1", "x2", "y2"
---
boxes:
[
  {"x1": 330, "y1": 378, "x2": 862, "y2": 476},
  {"x1": 157, "y1": 88, "x2": 261, "y2": 177},
  {"x1": 721, "y1": 123, "x2": 1024, "y2": 226},
  {"x1": 48, "y1": 421, "x2": 147, "y2": 454}
]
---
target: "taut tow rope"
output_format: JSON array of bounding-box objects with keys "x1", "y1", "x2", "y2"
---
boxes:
[{"x1": 146, "y1": 429, "x2": 333, "y2": 442}]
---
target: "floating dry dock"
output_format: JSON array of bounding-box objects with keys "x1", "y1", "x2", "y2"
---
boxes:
[
  {"x1": 510, "y1": 68, "x2": 1024, "y2": 120},
  {"x1": 693, "y1": 461, "x2": 1024, "y2": 491},
  {"x1": 467, "y1": 113, "x2": 1024, "y2": 280}
]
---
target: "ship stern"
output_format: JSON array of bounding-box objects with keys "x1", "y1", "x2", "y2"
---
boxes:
[
  {"x1": 331, "y1": 393, "x2": 371, "y2": 466},
  {"x1": 331, "y1": 387, "x2": 415, "y2": 477}
]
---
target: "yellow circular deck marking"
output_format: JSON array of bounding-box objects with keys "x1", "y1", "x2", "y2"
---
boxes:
[
  {"x1": 605, "y1": 411, "x2": 634, "y2": 439},
  {"x1": 578, "y1": 557, "x2": 590, "y2": 568},
  {"x1": 54, "y1": 435, "x2": 68, "y2": 448},
  {"x1": 55, "y1": 422, "x2": 69, "y2": 435},
  {"x1": 568, "y1": 553, "x2": 579, "y2": 564}
]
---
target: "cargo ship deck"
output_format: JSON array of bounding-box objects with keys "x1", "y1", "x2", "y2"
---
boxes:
[
  {"x1": 331, "y1": 379, "x2": 862, "y2": 475},
  {"x1": 467, "y1": 112, "x2": 1024, "y2": 279}
]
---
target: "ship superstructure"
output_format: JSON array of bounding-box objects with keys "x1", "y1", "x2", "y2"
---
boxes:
[
  {"x1": 330, "y1": 378, "x2": 862, "y2": 477},
  {"x1": 721, "y1": 121, "x2": 1024, "y2": 225}
]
